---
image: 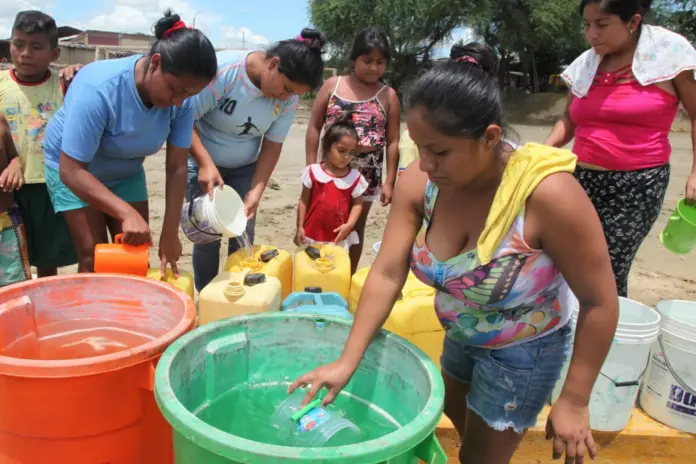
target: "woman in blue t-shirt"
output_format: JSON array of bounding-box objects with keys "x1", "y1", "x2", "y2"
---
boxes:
[
  {"x1": 187, "y1": 28, "x2": 326, "y2": 291},
  {"x1": 43, "y1": 11, "x2": 217, "y2": 273}
]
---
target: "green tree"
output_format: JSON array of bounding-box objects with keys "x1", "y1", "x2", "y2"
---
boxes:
[
  {"x1": 309, "y1": 0, "x2": 480, "y2": 90},
  {"x1": 653, "y1": 0, "x2": 696, "y2": 42},
  {"x1": 473, "y1": 0, "x2": 585, "y2": 91}
]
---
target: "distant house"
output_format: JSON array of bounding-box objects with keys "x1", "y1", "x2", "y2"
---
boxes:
[
  {"x1": 57, "y1": 26, "x2": 83, "y2": 38},
  {"x1": 60, "y1": 30, "x2": 154, "y2": 49},
  {"x1": 57, "y1": 29, "x2": 154, "y2": 65}
]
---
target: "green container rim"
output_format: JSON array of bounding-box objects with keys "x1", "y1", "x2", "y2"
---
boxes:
[
  {"x1": 677, "y1": 198, "x2": 696, "y2": 226},
  {"x1": 155, "y1": 312, "x2": 445, "y2": 462}
]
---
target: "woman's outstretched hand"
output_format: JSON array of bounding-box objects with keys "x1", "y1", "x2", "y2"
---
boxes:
[
  {"x1": 546, "y1": 396, "x2": 597, "y2": 464},
  {"x1": 287, "y1": 359, "x2": 357, "y2": 407}
]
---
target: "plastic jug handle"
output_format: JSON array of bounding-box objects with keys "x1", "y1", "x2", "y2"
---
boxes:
[
  {"x1": 112, "y1": 233, "x2": 150, "y2": 250},
  {"x1": 657, "y1": 335, "x2": 696, "y2": 396},
  {"x1": 414, "y1": 433, "x2": 447, "y2": 464}
]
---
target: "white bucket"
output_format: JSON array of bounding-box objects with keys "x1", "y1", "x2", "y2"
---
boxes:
[
  {"x1": 640, "y1": 300, "x2": 696, "y2": 433},
  {"x1": 550, "y1": 297, "x2": 661, "y2": 431},
  {"x1": 180, "y1": 185, "x2": 247, "y2": 245},
  {"x1": 371, "y1": 241, "x2": 381, "y2": 262}
]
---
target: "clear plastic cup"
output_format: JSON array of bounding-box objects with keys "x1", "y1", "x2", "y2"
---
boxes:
[{"x1": 270, "y1": 390, "x2": 362, "y2": 447}]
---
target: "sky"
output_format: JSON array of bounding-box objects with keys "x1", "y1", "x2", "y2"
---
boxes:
[{"x1": 1, "y1": 0, "x2": 469, "y2": 57}]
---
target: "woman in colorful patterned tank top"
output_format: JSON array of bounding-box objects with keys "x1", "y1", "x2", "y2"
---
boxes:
[
  {"x1": 305, "y1": 28, "x2": 400, "y2": 273},
  {"x1": 291, "y1": 43, "x2": 619, "y2": 464},
  {"x1": 545, "y1": 0, "x2": 696, "y2": 297}
]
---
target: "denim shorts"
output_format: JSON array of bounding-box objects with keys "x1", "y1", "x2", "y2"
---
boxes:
[
  {"x1": 441, "y1": 324, "x2": 572, "y2": 433},
  {"x1": 45, "y1": 165, "x2": 148, "y2": 213}
]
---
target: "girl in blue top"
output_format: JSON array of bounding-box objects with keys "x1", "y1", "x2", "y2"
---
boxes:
[
  {"x1": 187, "y1": 28, "x2": 326, "y2": 291},
  {"x1": 43, "y1": 11, "x2": 217, "y2": 274}
]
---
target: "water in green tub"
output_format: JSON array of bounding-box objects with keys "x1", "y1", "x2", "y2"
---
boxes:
[{"x1": 195, "y1": 381, "x2": 400, "y2": 447}]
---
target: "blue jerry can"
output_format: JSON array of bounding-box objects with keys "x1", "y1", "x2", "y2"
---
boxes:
[{"x1": 282, "y1": 287, "x2": 353, "y2": 320}]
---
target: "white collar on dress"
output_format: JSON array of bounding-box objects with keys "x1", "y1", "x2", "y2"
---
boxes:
[{"x1": 311, "y1": 164, "x2": 361, "y2": 190}]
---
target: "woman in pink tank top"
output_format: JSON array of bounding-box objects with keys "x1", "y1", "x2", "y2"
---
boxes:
[
  {"x1": 305, "y1": 28, "x2": 401, "y2": 273},
  {"x1": 545, "y1": 0, "x2": 696, "y2": 297}
]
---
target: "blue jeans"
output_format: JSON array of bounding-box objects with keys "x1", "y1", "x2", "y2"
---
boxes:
[
  {"x1": 187, "y1": 162, "x2": 257, "y2": 292},
  {"x1": 441, "y1": 324, "x2": 572, "y2": 433}
]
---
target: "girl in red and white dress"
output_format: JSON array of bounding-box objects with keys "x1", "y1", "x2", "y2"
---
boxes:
[{"x1": 295, "y1": 118, "x2": 368, "y2": 273}]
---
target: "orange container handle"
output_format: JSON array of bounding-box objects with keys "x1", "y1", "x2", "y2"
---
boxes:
[{"x1": 113, "y1": 233, "x2": 149, "y2": 250}]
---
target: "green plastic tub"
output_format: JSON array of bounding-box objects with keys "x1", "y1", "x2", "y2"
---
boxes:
[{"x1": 155, "y1": 312, "x2": 446, "y2": 463}]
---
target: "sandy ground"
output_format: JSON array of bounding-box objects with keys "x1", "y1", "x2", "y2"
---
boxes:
[{"x1": 128, "y1": 118, "x2": 694, "y2": 306}]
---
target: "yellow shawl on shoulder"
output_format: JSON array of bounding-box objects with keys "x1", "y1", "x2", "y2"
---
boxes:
[{"x1": 477, "y1": 143, "x2": 577, "y2": 265}]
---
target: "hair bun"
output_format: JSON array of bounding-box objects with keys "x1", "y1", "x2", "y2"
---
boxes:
[
  {"x1": 450, "y1": 42, "x2": 497, "y2": 78},
  {"x1": 153, "y1": 8, "x2": 181, "y2": 40},
  {"x1": 299, "y1": 28, "x2": 326, "y2": 53}
]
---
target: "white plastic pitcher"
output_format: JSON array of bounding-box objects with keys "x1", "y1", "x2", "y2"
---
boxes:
[
  {"x1": 640, "y1": 300, "x2": 696, "y2": 433},
  {"x1": 180, "y1": 185, "x2": 247, "y2": 245},
  {"x1": 550, "y1": 297, "x2": 661, "y2": 432}
]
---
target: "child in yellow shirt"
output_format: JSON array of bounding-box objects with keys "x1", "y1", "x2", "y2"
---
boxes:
[{"x1": 0, "y1": 11, "x2": 77, "y2": 277}]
